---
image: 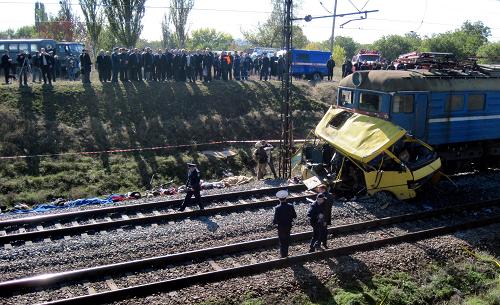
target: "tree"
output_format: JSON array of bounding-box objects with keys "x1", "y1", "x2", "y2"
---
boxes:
[
  {"x1": 15, "y1": 26, "x2": 38, "y2": 38},
  {"x1": 241, "y1": 0, "x2": 303, "y2": 48},
  {"x1": 371, "y1": 34, "x2": 419, "y2": 61},
  {"x1": 332, "y1": 45, "x2": 346, "y2": 67},
  {"x1": 169, "y1": 0, "x2": 195, "y2": 48},
  {"x1": 334, "y1": 36, "x2": 359, "y2": 59},
  {"x1": 187, "y1": 28, "x2": 233, "y2": 50},
  {"x1": 34, "y1": 2, "x2": 48, "y2": 31},
  {"x1": 38, "y1": 0, "x2": 86, "y2": 42},
  {"x1": 79, "y1": 0, "x2": 104, "y2": 57},
  {"x1": 304, "y1": 41, "x2": 328, "y2": 51},
  {"x1": 421, "y1": 21, "x2": 490, "y2": 59},
  {"x1": 477, "y1": 42, "x2": 500, "y2": 64},
  {"x1": 102, "y1": 0, "x2": 147, "y2": 48},
  {"x1": 98, "y1": 25, "x2": 118, "y2": 51},
  {"x1": 161, "y1": 13, "x2": 173, "y2": 49}
]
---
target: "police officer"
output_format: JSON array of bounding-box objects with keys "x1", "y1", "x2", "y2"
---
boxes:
[
  {"x1": 1, "y1": 50, "x2": 12, "y2": 84},
  {"x1": 178, "y1": 163, "x2": 204, "y2": 211},
  {"x1": 272, "y1": 190, "x2": 297, "y2": 258},
  {"x1": 307, "y1": 193, "x2": 326, "y2": 252},
  {"x1": 79, "y1": 49, "x2": 92, "y2": 84},
  {"x1": 317, "y1": 184, "x2": 334, "y2": 248},
  {"x1": 327, "y1": 57, "x2": 335, "y2": 81}
]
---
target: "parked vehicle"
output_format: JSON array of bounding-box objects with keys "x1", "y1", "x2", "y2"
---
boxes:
[
  {"x1": 0, "y1": 39, "x2": 84, "y2": 74},
  {"x1": 276, "y1": 49, "x2": 331, "y2": 80},
  {"x1": 302, "y1": 108, "x2": 442, "y2": 200}
]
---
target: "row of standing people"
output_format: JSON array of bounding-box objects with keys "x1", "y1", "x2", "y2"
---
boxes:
[
  {"x1": 93, "y1": 47, "x2": 288, "y2": 84},
  {"x1": 1, "y1": 49, "x2": 77, "y2": 86}
]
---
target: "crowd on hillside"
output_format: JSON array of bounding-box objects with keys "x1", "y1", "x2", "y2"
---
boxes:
[
  {"x1": 1, "y1": 46, "x2": 302, "y2": 86},
  {"x1": 92, "y1": 47, "x2": 287, "y2": 83}
]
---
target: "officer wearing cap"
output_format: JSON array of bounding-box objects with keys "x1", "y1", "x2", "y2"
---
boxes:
[
  {"x1": 272, "y1": 190, "x2": 297, "y2": 258},
  {"x1": 307, "y1": 193, "x2": 326, "y2": 252},
  {"x1": 178, "y1": 163, "x2": 204, "y2": 211},
  {"x1": 317, "y1": 184, "x2": 334, "y2": 248}
]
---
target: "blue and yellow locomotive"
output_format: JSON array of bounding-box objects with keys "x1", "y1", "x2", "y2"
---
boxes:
[{"x1": 335, "y1": 68, "x2": 500, "y2": 170}]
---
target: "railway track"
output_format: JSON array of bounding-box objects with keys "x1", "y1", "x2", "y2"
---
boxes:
[
  {"x1": 0, "y1": 184, "x2": 311, "y2": 246},
  {"x1": 1, "y1": 198, "x2": 498, "y2": 305}
]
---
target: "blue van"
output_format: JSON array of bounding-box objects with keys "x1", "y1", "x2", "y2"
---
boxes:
[{"x1": 278, "y1": 49, "x2": 331, "y2": 80}]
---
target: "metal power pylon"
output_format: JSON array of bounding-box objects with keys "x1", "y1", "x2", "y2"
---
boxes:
[{"x1": 279, "y1": 0, "x2": 293, "y2": 179}]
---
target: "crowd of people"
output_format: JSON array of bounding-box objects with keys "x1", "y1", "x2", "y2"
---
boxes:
[
  {"x1": 92, "y1": 47, "x2": 290, "y2": 84},
  {"x1": 2, "y1": 46, "x2": 342, "y2": 86},
  {"x1": 1, "y1": 48, "x2": 81, "y2": 86}
]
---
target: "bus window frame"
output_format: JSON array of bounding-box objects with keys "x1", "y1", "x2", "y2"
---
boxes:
[{"x1": 8, "y1": 44, "x2": 18, "y2": 51}]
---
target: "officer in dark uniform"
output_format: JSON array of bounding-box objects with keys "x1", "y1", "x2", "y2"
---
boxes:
[
  {"x1": 178, "y1": 163, "x2": 204, "y2": 211},
  {"x1": 327, "y1": 57, "x2": 335, "y2": 81},
  {"x1": 2, "y1": 50, "x2": 12, "y2": 84},
  {"x1": 307, "y1": 193, "x2": 326, "y2": 252},
  {"x1": 272, "y1": 190, "x2": 297, "y2": 258},
  {"x1": 317, "y1": 184, "x2": 334, "y2": 248},
  {"x1": 79, "y1": 49, "x2": 92, "y2": 84}
]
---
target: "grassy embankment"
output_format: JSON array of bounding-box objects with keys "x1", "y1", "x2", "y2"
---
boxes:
[
  {"x1": 0, "y1": 79, "x2": 336, "y2": 208},
  {"x1": 203, "y1": 251, "x2": 500, "y2": 305}
]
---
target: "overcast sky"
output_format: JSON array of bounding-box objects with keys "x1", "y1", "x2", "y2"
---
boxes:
[{"x1": 0, "y1": 0, "x2": 499, "y2": 44}]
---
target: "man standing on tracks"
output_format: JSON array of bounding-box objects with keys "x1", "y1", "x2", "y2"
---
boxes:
[
  {"x1": 307, "y1": 193, "x2": 327, "y2": 252},
  {"x1": 317, "y1": 184, "x2": 334, "y2": 248},
  {"x1": 178, "y1": 163, "x2": 204, "y2": 211},
  {"x1": 273, "y1": 190, "x2": 297, "y2": 258}
]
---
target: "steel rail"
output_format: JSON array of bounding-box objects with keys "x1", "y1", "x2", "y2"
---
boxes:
[
  {"x1": 0, "y1": 184, "x2": 306, "y2": 228},
  {"x1": 37, "y1": 215, "x2": 500, "y2": 305},
  {"x1": 1, "y1": 198, "x2": 497, "y2": 295},
  {"x1": 0, "y1": 193, "x2": 315, "y2": 245}
]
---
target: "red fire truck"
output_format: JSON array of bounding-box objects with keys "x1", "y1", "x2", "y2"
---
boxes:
[{"x1": 351, "y1": 49, "x2": 382, "y2": 71}]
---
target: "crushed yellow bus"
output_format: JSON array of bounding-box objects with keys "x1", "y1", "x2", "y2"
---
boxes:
[{"x1": 302, "y1": 107, "x2": 442, "y2": 200}]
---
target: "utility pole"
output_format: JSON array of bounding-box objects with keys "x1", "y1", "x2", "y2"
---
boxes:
[
  {"x1": 330, "y1": 0, "x2": 338, "y2": 53},
  {"x1": 279, "y1": 4, "x2": 377, "y2": 178},
  {"x1": 279, "y1": 0, "x2": 293, "y2": 179}
]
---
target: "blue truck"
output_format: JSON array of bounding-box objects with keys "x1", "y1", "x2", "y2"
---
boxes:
[{"x1": 277, "y1": 49, "x2": 331, "y2": 81}]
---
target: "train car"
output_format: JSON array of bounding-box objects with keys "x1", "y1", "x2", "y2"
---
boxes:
[{"x1": 335, "y1": 69, "x2": 500, "y2": 169}]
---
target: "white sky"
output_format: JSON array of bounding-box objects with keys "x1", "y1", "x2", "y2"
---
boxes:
[{"x1": 0, "y1": 0, "x2": 499, "y2": 44}]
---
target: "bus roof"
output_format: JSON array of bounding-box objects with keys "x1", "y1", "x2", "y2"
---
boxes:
[
  {"x1": 339, "y1": 70, "x2": 500, "y2": 92},
  {"x1": 0, "y1": 39, "x2": 54, "y2": 42},
  {"x1": 315, "y1": 107, "x2": 406, "y2": 163}
]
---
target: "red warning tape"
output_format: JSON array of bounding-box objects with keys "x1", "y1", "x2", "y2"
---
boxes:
[{"x1": 0, "y1": 139, "x2": 306, "y2": 160}]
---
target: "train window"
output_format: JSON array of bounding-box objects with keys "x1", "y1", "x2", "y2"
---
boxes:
[
  {"x1": 8, "y1": 44, "x2": 18, "y2": 51},
  {"x1": 359, "y1": 93, "x2": 382, "y2": 112},
  {"x1": 445, "y1": 95, "x2": 464, "y2": 112},
  {"x1": 30, "y1": 43, "x2": 38, "y2": 52},
  {"x1": 0, "y1": 44, "x2": 4, "y2": 51},
  {"x1": 393, "y1": 95, "x2": 414, "y2": 113},
  {"x1": 339, "y1": 89, "x2": 353, "y2": 105},
  {"x1": 468, "y1": 95, "x2": 485, "y2": 111},
  {"x1": 19, "y1": 44, "x2": 29, "y2": 52}
]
